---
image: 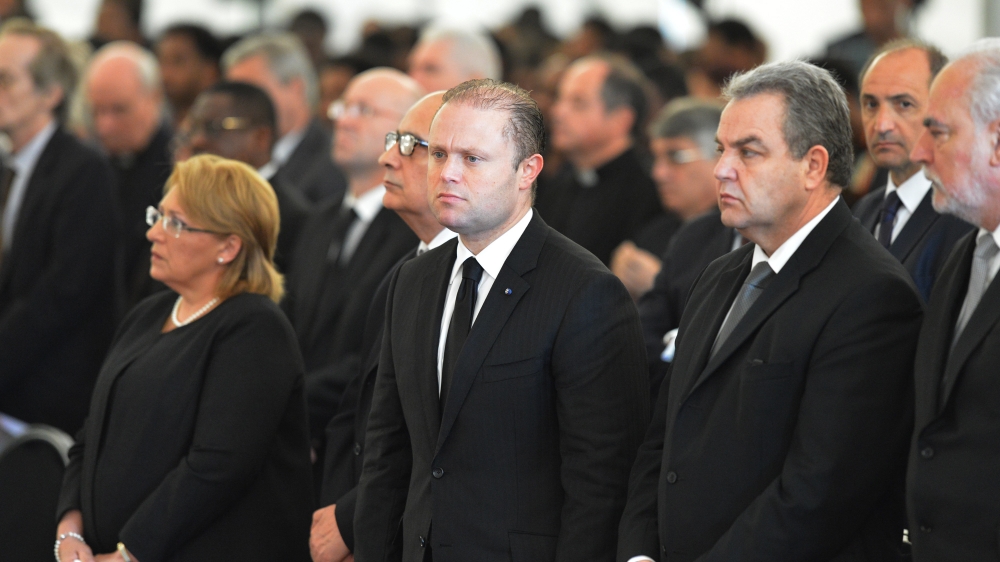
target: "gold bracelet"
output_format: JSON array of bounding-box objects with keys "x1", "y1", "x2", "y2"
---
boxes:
[{"x1": 117, "y1": 542, "x2": 132, "y2": 562}]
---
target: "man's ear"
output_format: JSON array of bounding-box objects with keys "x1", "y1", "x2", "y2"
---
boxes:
[
  {"x1": 40, "y1": 84, "x2": 64, "y2": 115},
  {"x1": 802, "y1": 145, "x2": 830, "y2": 191},
  {"x1": 517, "y1": 154, "x2": 544, "y2": 192},
  {"x1": 606, "y1": 105, "x2": 636, "y2": 140},
  {"x1": 988, "y1": 118, "x2": 1000, "y2": 168}
]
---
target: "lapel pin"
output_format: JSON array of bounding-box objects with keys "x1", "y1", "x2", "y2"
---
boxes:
[{"x1": 504, "y1": 288, "x2": 513, "y2": 295}]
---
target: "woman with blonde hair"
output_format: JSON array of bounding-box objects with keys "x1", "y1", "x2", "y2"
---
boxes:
[{"x1": 55, "y1": 155, "x2": 312, "y2": 562}]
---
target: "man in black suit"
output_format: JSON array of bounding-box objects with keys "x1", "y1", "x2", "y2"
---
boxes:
[
  {"x1": 85, "y1": 41, "x2": 174, "y2": 309},
  {"x1": 0, "y1": 20, "x2": 118, "y2": 434},
  {"x1": 355, "y1": 79, "x2": 649, "y2": 562},
  {"x1": 535, "y1": 54, "x2": 664, "y2": 265},
  {"x1": 224, "y1": 32, "x2": 346, "y2": 204},
  {"x1": 906, "y1": 39, "x2": 1000, "y2": 561},
  {"x1": 184, "y1": 81, "x2": 310, "y2": 274},
  {"x1": 618, "y1": 60, "x2": 923, "y2": 562},
  {"x1": 851, "y1": 40, "x2": 973, "y2": 302},
  {"x1": 284, "y1": 68, "x2": 421, "y2": 444},
  {"x1": 310, "y1": 91, "x2": 456, "y2": 562}
]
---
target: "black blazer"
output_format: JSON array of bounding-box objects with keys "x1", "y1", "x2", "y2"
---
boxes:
[
  {"x1": 285, "y1": 199, "x2": 418, "y2": 438},
  {"x1": 907, "y1": 231, "x2": 1000, "y2": 561},
  {"x1": 320, "y1": 248, "x2": 416, "y2": 551},
  {"x1": 274, "y1": 119, "x2": 347, "y2": 205},
  {"x1": 354, "y1": 212, "x2": 650, "y2": 562},
  {"x1": 57, "y1": 291, "x2": 313, "y2": 562},
  {"x1": 265, "y1": 175, "x2": 311, "y2": 276},
  {"x1": 619, "y1": 200, "x2": 924, "y2": 562},
  {"x1": 535, "y1": 148, "x2": 663, "y2": 265},
  {"x1": 637, "y1": 210, "x2": 735, "y2": 402},
  {"x1": 852, "y1": 186, "x2": 973, "y2": 301},
  {"x1": 0, "y1": 127, "x2": 118, "y2": 434}
]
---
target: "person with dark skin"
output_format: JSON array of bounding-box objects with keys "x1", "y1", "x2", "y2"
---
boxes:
[{"x1": 156, "y1": 24, "x2": 221, "y2": 129}]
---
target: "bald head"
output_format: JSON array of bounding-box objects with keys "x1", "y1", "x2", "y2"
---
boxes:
[
  {"x1": 381, "y1": 91, "x2": 446, "y2": 242},
  {"x1": 408, "y1": 28, "x2": 502, "y2": 92},
  {"x1": 332, "y1": 68, "x2": 425, "y2": 188},
  {"x1": 86, "y1": 42, "x2": 163, "y2": 155}
]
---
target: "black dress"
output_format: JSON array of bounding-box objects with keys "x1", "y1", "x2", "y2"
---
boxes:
[{"x1": 57, "y1": 291, "x2": 313, "y2": 562}]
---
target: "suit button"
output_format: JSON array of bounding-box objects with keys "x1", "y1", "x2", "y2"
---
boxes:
[
  {"x1": 920, "y1": 447, "x2": 934, "y2": 459},
  {"x1": 419, "y1": 535, "x2": 426, "y2": 547},
  {"x1": 666, "y1": 471, "x2": 678, "y2": 484},
  {"x1": 432, "y1": 467, "x2": 445, "y2": 479},
  {"x1": 919, "y1": 525, "x2": 932, "y2": 534},
  {"x1": 353, "y1": 443, "x2": 362, "y2": 455}
]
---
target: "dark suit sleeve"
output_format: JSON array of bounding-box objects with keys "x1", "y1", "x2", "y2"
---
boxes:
[
  {"x1": 354, "y1": 268, "x2": 411, "y2": 561},
  {"x1": 696, "y1": 276, "x2": 921, "y2": 561},
  {"x1": 115, "y1": 308, "x2": 307, "y2": 562},
  {"x1": 550, "y1": 272, "x2": 650, "y2": 560},
  {"x1": 0, "y1": 154, "x2": 117, "y2": 392}
]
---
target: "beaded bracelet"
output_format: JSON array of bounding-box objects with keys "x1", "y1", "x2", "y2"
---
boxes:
[
  {"x1": 117, "y1": 542, "x2": 133, "y2": 562},
  {"x1": 53, "y1": 532, "x2": 86, "y2": 562}
]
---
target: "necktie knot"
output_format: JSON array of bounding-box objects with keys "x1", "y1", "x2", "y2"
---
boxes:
[
  {"x1": 461, "y1": 257, "x2": 484, "y2": 284},
  {"x1": 710, "y1": 261, "x2": 774, "y2": 357},
  {"x1": 974, "y1": 232, "x2": 999, "y2": 262},
  {"x1": 877, "y1": 190, "x2": 903, "y2": 248},
  {"x1": 745, "y1": 261, "x2": 775, "y2": 289}
]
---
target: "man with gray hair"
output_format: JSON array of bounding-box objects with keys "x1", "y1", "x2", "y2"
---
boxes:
[
  {"x1": 906, "y1": 38, "x2": 1000, "y2": 562},
  {"x1": 224, "y1": 31, "x2": 345, "y2": 204},
  {"x1": 85, "y1": 41, "x2": 173, "y2": 307},
  {"x1": 618, "y1": 60, "x2": 923, "y2": 561},
  {"x1": 407, "y1": 26, "x2": 502, "y2": 92}
]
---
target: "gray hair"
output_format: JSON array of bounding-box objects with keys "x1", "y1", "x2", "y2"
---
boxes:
[
  {"x1": 722, "y1": 60, "x2": 853, "y2": 189},
  {"x1": 222, "y1": 32, "x2": 318, "y2": 109},
  {"x1": 89, "y1": 41, "x2": 161, "y2": 92},
  {"x1": 953, "y1": 38, "x2": 1000, "y2": 130},
  {"x1": 649, "y1": 97, "x2": 723, "y2": 158},
  {"x1": 417, "y1": 26, "x2": 502, "y2": 82},
  {"x1": 0, "y1": 18, "x2": 77, "y2": 122}
]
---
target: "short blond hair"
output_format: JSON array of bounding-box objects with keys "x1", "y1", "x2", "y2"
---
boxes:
[{"x1": 164, "y1": 155, "x2": 284, "y2": 302}]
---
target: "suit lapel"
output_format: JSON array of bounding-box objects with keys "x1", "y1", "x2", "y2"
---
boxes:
[
  {"x1": 295, "y1": 202, "x2": 345, "y2": 336},
  {"x1": 889, "y1": 190, "x2": 938, "y2": 263},
  {"x1": 857, "y1": 187, "x2": 886, "y2": 233},
  {"x1": 685, "y1": 200, "x2": 852, "y2": 399},
  {"x1": 411, "y1": 242, "x2": 456, "y2": 443},
  {"x1": 941, "y1": 243, "x2": 1000, "y2": 407},
  {"x1": 434, "y1": 214, "x2": 545, "y2": 454}
]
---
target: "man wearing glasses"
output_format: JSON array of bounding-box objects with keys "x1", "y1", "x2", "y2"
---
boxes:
[
  {"x1": 284, "y1": 68, "x2": 422, "y2": 457},
  {"x1": 310, "y1": 91, "x2": 457, "y2": 562}
]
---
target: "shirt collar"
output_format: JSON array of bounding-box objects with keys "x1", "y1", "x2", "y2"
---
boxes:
[
  {"x1": 341, "y1": 184, "x2": 386, "y2": 223},
  {"x1": 11, "y1": 121, "x2": 57, "y2": 175},
  {"x1": 885, "y1": 169, "x2": 932, "y2": 214},
  {"x1": 451, "y1": 209, "x2": 534, "y2": 284},
  {"x1": 272, "y1": 125, "x2": 307, "y2": 166},
  {"x1": 257, "y1": 160, "x2": 279, "y2": 181},
  {"x1": 751, "y1": 197, "x2": 839, "y2": 274},
  {"x1": 418, "y1": 228, "x2": 457, "y2": 254},
  {"x1": 983, "y1": 224, "x2": 1000, "y2": 251}
]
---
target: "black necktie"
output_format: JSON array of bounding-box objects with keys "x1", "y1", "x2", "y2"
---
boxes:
[
  {"x1": 876, "y1": 191, "x2": 902, "y2": 248},
  {"x1": 441, "y1": 257, "x2": 484, "y2": 411},
  {"x1": 326, "y1": 207, "x2": 358, "y2": 265},
  {"x1": 711, "y1": 261, "x2": 775, "y2": 357}
]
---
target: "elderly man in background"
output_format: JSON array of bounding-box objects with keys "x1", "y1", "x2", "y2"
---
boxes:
[
  {"x1": 184, "y1": 81, "x2": 310, "y2": 274},
  {"x1": 224, "y1": 32, "x2": 346, "y2": 204},
  {"x1": 852, "y1": 39, "x2": 972, "y2": 302},
  {"x1": 86, "y1": 41, "x2": 173, "y2": 309},
  {"x1": 612, "y1": 98, "x2": 723, "y2": 300},
  {"x1": 906, "y1": 38, "x2": 1000, "y2": 562},
  {"x1": 284, "y1": 68, "x2": 421, "y2": 452},
  {"x1": 407, "y1": 27, "x2": 502, "y2": 92},
  {"x1": 619, "y1": 60, "x2": 923, "y2": 561},
  {"x1": 310, "y1": 90, "x2": 455, "y2": 562},
  {"x1": 0, "y1": 20, "x2": 118, "y2": 434},
  {"x1": 155, "y1": 23, "x2": 222, "y2": 129},
  {"x1": 535, "y1": 54, "x2": 663, "y2": 265}
]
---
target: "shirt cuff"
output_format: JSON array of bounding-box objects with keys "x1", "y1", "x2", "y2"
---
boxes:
[
  {"x1": 660, "y1": 328, "x2": 679, "y2": 362},
  {"x1": 627, "y1": 556, "x2": 656, "y2": 562}
]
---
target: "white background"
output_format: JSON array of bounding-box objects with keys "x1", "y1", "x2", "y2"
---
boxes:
[{"x1": 30, "y1": 0, "x2": 989, "y2": 60}]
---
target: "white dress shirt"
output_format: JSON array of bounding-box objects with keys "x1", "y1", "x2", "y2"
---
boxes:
[
  {"x1": 271, "y1": 126, "x2": 306, "y2": 168},
  {"x1": 874, "y1": 170, "x2": 932, "y2": 244},
  {"x1": 339, "y1": 185, "x2": 386, "y2": 264},
  {"x1": 980, "y1": 225, "x2": 1000, "y2": 286},
  {"x1": 417, "y1": 228, "x2": 457, "y2": 255},
  {"x1": 2, "y1": 121, "x2": 57, "y2": 250},
  {"x1": 435, "y1": 209, "x2": 533, "y2": 393},
  {"x1": 634, "y1": 197, "x2": 838, "y2": 562}
]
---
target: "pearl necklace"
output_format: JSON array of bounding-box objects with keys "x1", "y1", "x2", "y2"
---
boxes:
[{"x1": 171, "y1": 296, "x2": 219, "y2": 328}]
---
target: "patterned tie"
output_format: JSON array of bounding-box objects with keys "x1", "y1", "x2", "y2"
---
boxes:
[
  {"x1": 952, "y1": 233, "x2": 1000, "y2": 348},
  {"x1": 441, "y1": 257, "x2": 484, "y2": 411},
  {"x1": 711, "y1": 261, "x2": 775, "y2": 357},
  {"x1": 877, "y1": 191, "x2": 903, "y2": 248}
]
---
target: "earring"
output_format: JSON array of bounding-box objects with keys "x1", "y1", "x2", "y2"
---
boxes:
[{"x1": 217, "y1": 257, "x2": 224, "y2": 264}]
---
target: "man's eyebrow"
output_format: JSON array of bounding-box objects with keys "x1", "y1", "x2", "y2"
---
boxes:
[
  {"x1": 923, "y1": 117, "x2": 945, "y2": 128},
  {"x1": 715, "y1": 135, "x2": 764, "y2": 148}
]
